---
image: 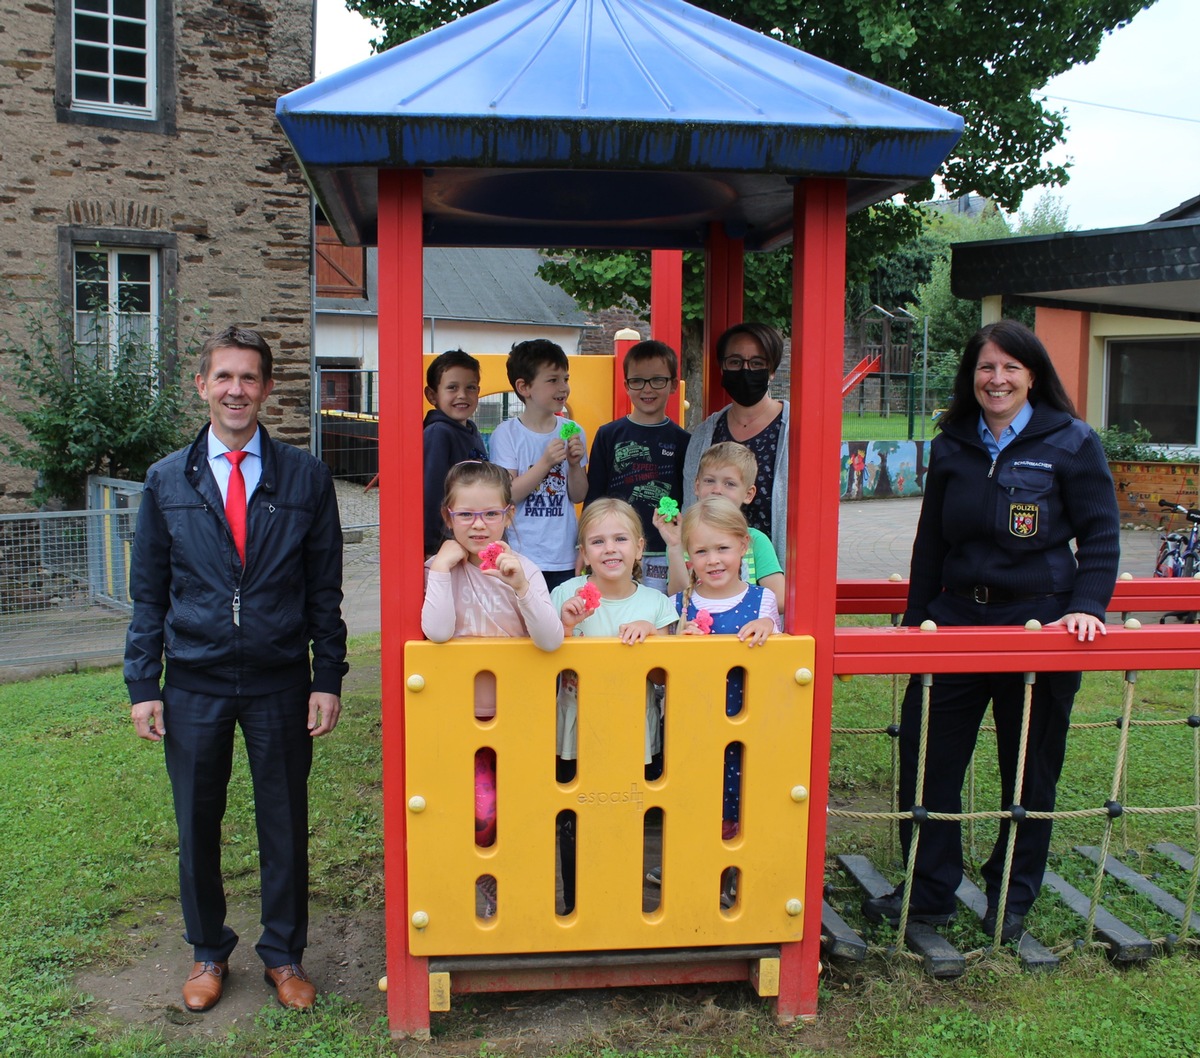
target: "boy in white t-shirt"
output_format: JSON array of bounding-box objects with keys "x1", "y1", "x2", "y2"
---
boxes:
[{"x1": 489, "y1": 339, "x2": 588, "y2": 590}]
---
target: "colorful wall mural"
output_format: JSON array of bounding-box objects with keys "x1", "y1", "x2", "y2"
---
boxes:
[{"x1": 840, "y1": 440, "x2": 928, "y2": 500}]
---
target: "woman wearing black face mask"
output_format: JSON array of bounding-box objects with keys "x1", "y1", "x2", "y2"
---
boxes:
[{"x1": 682, "y1": 322, "x2": 789, "y2": 563}]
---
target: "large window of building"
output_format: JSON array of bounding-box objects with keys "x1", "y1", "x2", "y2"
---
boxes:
[
  {"x1": 1106, "y1": 337, "x2": 1200, "y2": 446},
  {"x1": 71, "y1": 0, "x2": 155, "y2": 117},
  {"x1": 56, "y1": 0, "x2": 176, "y2": 133}
]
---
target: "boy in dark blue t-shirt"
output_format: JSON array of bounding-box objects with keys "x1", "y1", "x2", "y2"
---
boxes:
[{"x1": 584, "y1": 340, "x2": 690, "y2": 592}]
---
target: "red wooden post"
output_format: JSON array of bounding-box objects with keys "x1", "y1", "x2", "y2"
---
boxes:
[
  {"x1": 650, "y1": 249, "x2": 685, "y2": 421},
  {"x1": 651, "y1": 249, "x2": 683, "y2": 353},
  {"x1": 778, "y1": 178, "x2": 847, "y2": 1021},
  {"x1": 377, "y1": 168, "x2": 431, "y2": 1038},
  {"x1": 702, "y1": 225, "x2": 744, "y2": 416}
]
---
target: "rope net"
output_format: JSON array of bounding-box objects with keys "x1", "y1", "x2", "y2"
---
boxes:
[{"x1": 828, "y1": 665, "x2": 1200, "y2": 961}]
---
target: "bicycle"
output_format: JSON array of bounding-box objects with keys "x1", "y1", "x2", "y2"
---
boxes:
[{"x1": 1153, "y1": 498, "x2": 1200, "y2": 622}]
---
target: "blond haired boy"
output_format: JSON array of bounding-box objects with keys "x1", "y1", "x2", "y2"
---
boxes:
[{"x1": 655, "y1": 441, "x2": 785, "y2": 605}]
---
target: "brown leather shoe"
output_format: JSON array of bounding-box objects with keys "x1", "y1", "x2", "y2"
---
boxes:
[
  {"x1": 264, "y1": 963, "x2": 316, "y2": 1010},
  {"x1": 181, "y1": 960, "x2": 228, "y2": 1011}
]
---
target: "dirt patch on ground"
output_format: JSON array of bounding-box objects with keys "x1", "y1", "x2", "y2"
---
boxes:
[
  {"x1": 77, "y1": 908, "x2": 855, "y2": 1055},
  {"x1": 75, "y1": 900, "x2": 851, "y2": 1054},
  {"x1": 76, "y1": 901, "x2": 388, "y2": 1042}
]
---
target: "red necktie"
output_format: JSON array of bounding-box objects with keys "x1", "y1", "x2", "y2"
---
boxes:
[{"x1": 225, "y1": 450, "x2": 248, "y2": 564}]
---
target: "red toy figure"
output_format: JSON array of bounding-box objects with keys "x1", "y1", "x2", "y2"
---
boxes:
[{"x1": 479, "y1": 541, "x2": 504, "y2": 571}]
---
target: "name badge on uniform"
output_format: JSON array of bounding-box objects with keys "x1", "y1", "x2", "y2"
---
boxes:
[{"x1": 1010, "y1": 503, "x2": 1038, "y2": 537}]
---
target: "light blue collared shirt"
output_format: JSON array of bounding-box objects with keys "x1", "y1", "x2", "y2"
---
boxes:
[
  {"x1": 207, "y1": 427, "x2": 264, "y2": 504},
  {"x1": 978, "y1": 401, "x2": 1033, "y2": 460}
]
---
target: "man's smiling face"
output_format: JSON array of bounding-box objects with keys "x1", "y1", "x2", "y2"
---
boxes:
[{"x1": 196, "y1": 345, "x2": 275, "y2": 449}]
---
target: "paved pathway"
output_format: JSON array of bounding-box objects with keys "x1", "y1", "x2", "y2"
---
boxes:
[
  {"x1": 339, "y1": 493, "x2": 1161, "y2": 635},
  {"x1": 0, "y1": 489, "x2": 1164, "y2": 678},
  {"x1": 838, "y1": 495, "x2": 1161, "y2": 582}
]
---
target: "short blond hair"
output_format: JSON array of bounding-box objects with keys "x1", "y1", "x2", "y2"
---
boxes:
[{"x1": 697, "y1": 442, "x2": 757, "y2": 490}]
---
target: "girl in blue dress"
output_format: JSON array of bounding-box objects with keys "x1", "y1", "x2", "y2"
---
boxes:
[{"x1": 671, "y1": 497, "x2": 780, "y2": 905}]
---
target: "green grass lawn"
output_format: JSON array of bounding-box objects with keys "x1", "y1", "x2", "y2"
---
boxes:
[
  {"x1": 841, "y1": 410, "x2": 940, "y2": 443},
  {"x1": 2, "y1": 637, "x2": 1199, "y2": 1057}
]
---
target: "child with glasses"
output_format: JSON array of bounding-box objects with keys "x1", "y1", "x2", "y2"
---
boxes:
[
  {"x1": 421, "y1": 460, "x2": 564, "y2": 919},
  {"x1": 583, "y1": 340, "x2": 690, "y2": 592}
]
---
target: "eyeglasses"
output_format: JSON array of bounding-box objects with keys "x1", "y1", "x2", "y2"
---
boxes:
[
  {"x1": 447, "y1": 506, "x2": 512, "y2": 525},
  {"x1": 625, "y1": 375, "x2": 672, "y2": 391},
  {"x1": 721, "y1": 356, "x2": 770, "y2": 372}
]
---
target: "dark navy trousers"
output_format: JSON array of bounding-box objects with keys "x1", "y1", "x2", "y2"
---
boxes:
[
  {"x1": 896, "y1": 591, "x2": 1081, "y2": 916},
  {"x1": 163, "y1": 684, "x2": 313, "y2": 966}
]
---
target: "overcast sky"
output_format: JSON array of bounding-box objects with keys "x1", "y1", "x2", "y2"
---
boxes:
[{"x1": 313, "y1": 0, "x2": 1200, "y2": 232}]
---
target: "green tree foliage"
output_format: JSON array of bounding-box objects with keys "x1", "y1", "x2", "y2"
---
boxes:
[
  {"x1": 346, "y1": 0, "x2": 1142, "y2": 421},
  {"x1": 0, "y1": 283, "x2": 201, "y2": 508},
  {"x1": 346, "y1": 0, "x2": 1149, "y2": 290},
  {"x1": 912, "y1": 195, "x2": 1073, "y2": 381}
]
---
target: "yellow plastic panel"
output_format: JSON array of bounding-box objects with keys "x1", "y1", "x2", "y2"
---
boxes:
[
  {"x1": 403, "y1": 635, "x2": 814, "y2": 956},
  {"x1": 422, "y1": 351, "x2": 616, "y2": 452}
]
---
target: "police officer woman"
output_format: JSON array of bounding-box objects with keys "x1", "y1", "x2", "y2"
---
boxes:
[{"x1": 863, "y1": 319, "x2": 1120, "y2": 943}]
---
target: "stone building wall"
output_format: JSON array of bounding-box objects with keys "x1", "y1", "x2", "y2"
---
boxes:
[
  {"x1": 579, "y1": 304, "x2": 650, "y2": 356},
  {"x1": 0, "y1": 0, "x2": 313, "y2": 508}
]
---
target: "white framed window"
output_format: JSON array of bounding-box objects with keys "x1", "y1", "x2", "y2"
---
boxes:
[
  {"x1": 70, "y1": 0, "x2": 156, "y2": 119},
  {"x1": 73, "y1": 247, "x2": 159, "y2": 374}
]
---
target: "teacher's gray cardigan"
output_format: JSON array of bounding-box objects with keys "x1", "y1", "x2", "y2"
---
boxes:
[{"x1": 681, "y1": 400, "x2": 790, "y2": 565}]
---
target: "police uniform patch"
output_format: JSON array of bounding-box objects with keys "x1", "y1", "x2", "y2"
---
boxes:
[{"x1": 1010, "y1": 503, "x2": 1038, "y2": 537}]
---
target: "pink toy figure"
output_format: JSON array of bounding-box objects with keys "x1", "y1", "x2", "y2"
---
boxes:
[
  {"x1": 475, "y1": 747, "x2": 497, "y2": 847},
  {"x1": 479, "y1": 541, "x2": 504, "y2": 571},
  {"x1": 694, "y1": 609, "x2": 713, "y2": 634},
  {"x1": 577, "y1": 581, "x2": 601, "y2": 612}
]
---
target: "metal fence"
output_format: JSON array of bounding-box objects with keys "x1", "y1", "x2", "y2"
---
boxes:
[
  {"x1": 316, "y1": 368, "x2": 380, "y2": 484},
  {"x1": 0, "y1": 507, "x2": 134, "y2": 666},
  {"x1": 0, "y1": 476, "x2": 381, "y2": 669}
]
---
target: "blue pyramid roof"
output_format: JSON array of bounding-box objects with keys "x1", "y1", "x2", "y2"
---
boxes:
[{"x1": 278, "y1": 0, "x2": 961, "y2": 250}]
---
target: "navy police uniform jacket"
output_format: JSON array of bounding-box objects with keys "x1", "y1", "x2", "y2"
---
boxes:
[
  {"x1": 124, "y1": 424, "x2": 348, "y2": 703},
  {"x1": 904, "y1": 403, "x2": 1120, "y2": 626}
]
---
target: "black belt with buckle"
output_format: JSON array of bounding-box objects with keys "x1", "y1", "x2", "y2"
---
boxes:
[{"x1": 952, "y1": 585, "x2": 1051, "y2": 605}]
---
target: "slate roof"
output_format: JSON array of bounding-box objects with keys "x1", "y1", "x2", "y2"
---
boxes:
[
  {"x1": 951, "y1": 218, "x2": 1200, "y2": 322},
  {"x1": 277, "y1": 0, "x2": 961, "y2": 251},
  {"x1": 424, "y1": 248, "x2": 587, "y2": 325}
]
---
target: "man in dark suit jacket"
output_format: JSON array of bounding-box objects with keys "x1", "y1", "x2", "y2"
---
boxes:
[{"x1": 125, "y1": 325, "x2": 348, "y2": 1012}]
